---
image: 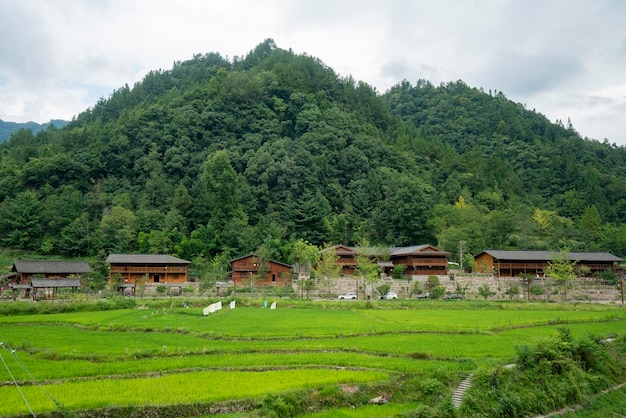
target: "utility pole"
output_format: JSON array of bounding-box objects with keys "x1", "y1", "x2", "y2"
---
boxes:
[
  {"x1": 614, "y1": 263, "x2": 623, "y2": 305},
  {"x1": 459, "y1": 241, "x2": 464, "y2": 274}
]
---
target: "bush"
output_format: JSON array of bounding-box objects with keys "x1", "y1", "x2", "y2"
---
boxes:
[{"x1": 462, "y1": 329, "x2": 626, "y2": 417}]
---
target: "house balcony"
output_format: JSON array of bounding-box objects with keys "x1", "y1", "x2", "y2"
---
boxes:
[{"x1": 109, "y1": 266, "x2": 188, "y2": 274}]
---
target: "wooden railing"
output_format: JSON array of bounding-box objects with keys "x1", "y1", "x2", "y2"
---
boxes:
[
  {"x1": 109, "y1": 266, "x2": 187, "y2": 274},
  {"x1": 496, "y1": 263, "x2": 545, "y2": 270}
]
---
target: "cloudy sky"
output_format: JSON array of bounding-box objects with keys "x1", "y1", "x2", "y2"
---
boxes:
[{"x1": 1, "y1": 0, "x2": 625, "y2": 145}]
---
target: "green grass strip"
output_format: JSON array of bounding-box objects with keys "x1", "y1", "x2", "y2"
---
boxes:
[{"x1": 0, "y1": 369, "x2": 388, "y2": 416}]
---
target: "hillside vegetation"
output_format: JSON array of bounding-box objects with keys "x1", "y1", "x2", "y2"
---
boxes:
[{"x1": 1, "y1": 39, "x2": 626, "y2": 272}]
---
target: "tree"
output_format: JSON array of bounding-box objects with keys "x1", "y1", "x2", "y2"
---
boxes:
[
  {"x1": 299, "y1": 278, "x2": 315, "y2": 299},
  {"x1": 376, "y1": 284, "x2": 391, "y2": 299},
  {"x1": 477, "y1": 284, "x2": 495, "y2": 300},
  {"x1": 202, "y1": 150, "x2": 247, "y2": 227},
  {"x1": 98, "y1": 206, "x2": 136, "y2": 253},
  {"x1": 579, "y1": 205, "x2": 602, "y2": 247},
  {"x1": 313, "y1": 246, "x2": 341, "y2": 298},
  {"x1": 0, "y1": 190, "x2": 43, "y2": 249},
  {"x1": 58, "y1": 213, "x2": 91, "y2": 257},
  {"x1": 427, "y1": 275, "x2": 446, "y2": 299},
  {"x1": 291, "y1": 239, "x2": 320, "y2": 279},
  {"x1": 505, "y1": 283, "x2": 520, "y2": 300},
  {"x1": 392, "y1": 264, "x2": 407, "y2": 280},
  {"x1": 544, "y1": 251, "x2": 577, "y2": 300},
  {"x1": 410, "y1": 281, "x2": 425, "y2": 298},
  {"x1": 520, "y1": 273, "x2": 535, "y2": 302},
  {"x1": 355, "y1": 246, "x2": 380, "y2": 300}
]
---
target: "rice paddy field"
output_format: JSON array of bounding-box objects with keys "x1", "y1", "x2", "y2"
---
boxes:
[{"x1": 0, "y1": 298, "x2": 624, "y2": 417}]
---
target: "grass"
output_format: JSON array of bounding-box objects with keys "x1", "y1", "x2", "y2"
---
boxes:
[
  {"x1": 0, "y1": 369, "x2": 388, "y2": 416},
  {"x1": 558, "y1": 385, "x2": 626, "y2": 417},
  {"x1": 0, "y1": 299, "x2": 624, "y2": 416}
]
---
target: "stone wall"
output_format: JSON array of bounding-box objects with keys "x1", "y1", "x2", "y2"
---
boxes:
[
  {"x1": 133, "y1": 275, "x2": 622, "y2": 303},
  {"x1": 309, "y1": 274, "x2": 623, "y2": 302}
]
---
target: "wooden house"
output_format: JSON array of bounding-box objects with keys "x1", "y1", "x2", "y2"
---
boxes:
[
  {"x1": 320, "y1": 244, "x2": 450, "y2": 277},
  {"x1": 230, "y1": 254, "x2": 292, "y2": 287},
  {"x1": 8, "y1": 260, "x2": 91, "y2": 299},
  {"x1": 389, "y1": 245, "x2": 450, "y2": 276},
  {"x1": 106, "y1": 254, "x2": 191, "y2": 295},
  {"x1": 474, "y1": 250, "x2": 623, "y2": 278}
]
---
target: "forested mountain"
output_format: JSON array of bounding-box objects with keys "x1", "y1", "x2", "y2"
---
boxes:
[
  {"x1": 0, "y1": 119, "x2": 68, "y2": 142},
  {"x1": 1, "y1": 39, "x2": 625, "y2": 269}
]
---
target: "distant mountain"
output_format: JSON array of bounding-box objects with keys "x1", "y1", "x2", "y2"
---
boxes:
[{"x1": 0, "y1": 119, "x2": 68, "y2": 142}]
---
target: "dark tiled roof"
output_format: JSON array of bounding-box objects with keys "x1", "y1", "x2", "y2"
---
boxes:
[
  {"x1": 229, "y1": 254, "x2": 292, "y2": 268},
  {"x1": 12, "y1": 260, "x2": 91, "y2": 274},
  {"x1": 106, "y1": 254, "x2": 191, "y2": 265},
  {"x1": 390, "y1": 245, "x2": 451, "y2": 256},
  {"x1": 481, "y1": 250, "x2": 623, "y2": 263},
  {"x1": 322, "y1": 244, "x2": 449, "y2": 257},
  {"x1": 31, "y1": 278, "x2": 81, "y2": 288}
]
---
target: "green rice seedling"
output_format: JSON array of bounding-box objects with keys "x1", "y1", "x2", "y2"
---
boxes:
[{"x1": 0, "y1": 369, "x2": 388, "y2": 416}]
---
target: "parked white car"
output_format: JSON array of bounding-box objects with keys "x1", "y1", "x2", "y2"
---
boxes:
[
  {"x1": 382, "y1": 292, "x2": 397, "y2": 300},
  {"x1": 338, "y1": 292, "x2": 357, "y2": 300}
]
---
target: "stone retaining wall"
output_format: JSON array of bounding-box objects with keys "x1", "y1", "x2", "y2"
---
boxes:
[
  {"x1": 134, "y1": 276, "x2": 623, "y2": 303},
  {"x1": 311, "y1": 274, "x2": 623, "y2": 302}
]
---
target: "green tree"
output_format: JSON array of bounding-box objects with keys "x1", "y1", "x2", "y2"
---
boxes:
[
  {"x1": 291, "y1": 239, "x2": 320, "y2": 279},
  {"x1": 520, "y1": 273, "x2": 536, "y2": 302},
  {"x1": 202, "y1": 150, "x2": 246, "y2": 226},
  {"x1": 58, "y1": 213, "x2": 91, "y2": 257},
  {"x1": 313, "y1": 246, "x2": 341, "y2": 298},
  {"x1": 579, "y1": 205, "x2": 602, "y2": 247},
  {"x1": 392, "y1": 264, "x2": 407, "y2": 280},
  {"x1": 98, "y1": 206, "x2": 136, "y2": 253},
  {"x1": 0, "y1": 190, "x2": 43, "y2": 249},
  {"x1": 544, "y1": 251, "x2": 577, "y2": 300},
  {"x1": 376, "y1": 283, "x2": 391, "y2": 299},
  {"x1": 410, "y1": 281, "x2": 425, "y2": 298},
  {"x1": 477, "y1": 284, "x2": 495, "y2": 300},
  {"x1": 505, "y1": 283, "x2": 520, "y2": 300},
  {"x1": 355, "y1": 243, "x2": 380, "y2": 300}
]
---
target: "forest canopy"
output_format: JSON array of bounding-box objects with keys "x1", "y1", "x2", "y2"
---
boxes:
[{"x1": 1, "y1": 39, "x2": 626, "y2": 270}]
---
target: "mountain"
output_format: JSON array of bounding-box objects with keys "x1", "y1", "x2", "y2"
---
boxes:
[
  {"x1": 0, "y1": 119, "x2": 68, "y2": 142},
  {"x1": 0, "y1": 39, "x2": 625, "y2": 268}
]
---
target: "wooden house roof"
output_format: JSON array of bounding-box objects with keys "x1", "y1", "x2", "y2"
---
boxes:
[
  {"x1": 12, "y1": 260, "x2": 91, "y2": 274},
  {"x1": 389, "y1": 245, "x2": 451, "y2": 256},
  {"x1": 31, "y1": 278, "x2": 81, "y2": 288},
  {"x1": 321, "y1": 244, "x2": 449, "y2": 257},
  {"x1": 320, "y1": 245, "x2": 356, "y2": 256},
  {"x1": 230, "y1": 254, "x2": 292, "y2": 269},
  {"x1": 477, "y1": 250, "x2": 623, "y2": 263},
  {"x1": 106, "y1": 254, "x2": 191, "y2": 265}
]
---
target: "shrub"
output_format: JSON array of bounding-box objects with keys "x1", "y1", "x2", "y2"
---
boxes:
[
  {"x1": 463, "y1": 329, "x2": 626, "y2": 417},
  {"x1": 477, "y1": 284, "x2": 494, "y2": 300}
]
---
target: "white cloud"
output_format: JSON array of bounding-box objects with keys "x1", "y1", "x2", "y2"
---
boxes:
[{"x1": 0, "y1": 0, "x2": 625, "y2": 145}]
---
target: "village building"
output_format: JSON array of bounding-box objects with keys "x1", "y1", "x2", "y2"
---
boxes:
[
  {"x1": 474, "y1": 250, "x2": 623, "y2": 278},
  {"x1": 321, "y1": 244, "x2": 450, "y2": 277},
  {"x1": 106, "y1": 254, "x2": 191, "y2": 296},
  {"x1": 7, "y1": 260, "x2": 91, "y2": 299},
  {"x1": 230, "y1": 254, "x2": 292, "y2": 288}
]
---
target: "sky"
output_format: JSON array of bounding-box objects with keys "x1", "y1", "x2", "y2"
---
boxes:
[{"x1": 1, "y1": 0, "x2": 625, "y2": 145}]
